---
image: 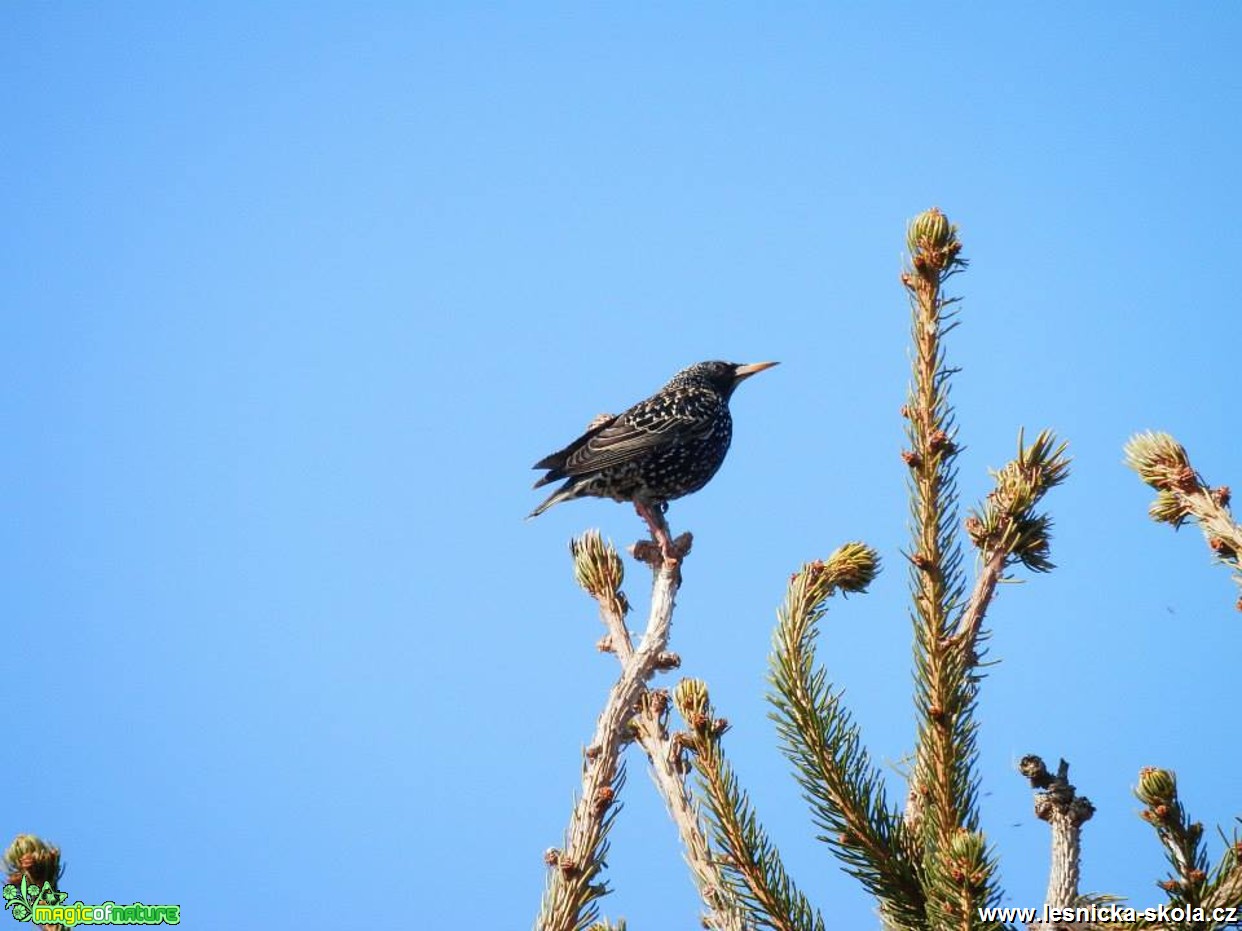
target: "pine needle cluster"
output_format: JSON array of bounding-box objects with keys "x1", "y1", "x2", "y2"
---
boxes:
[{"x1": 1125, "y1": 431, "x2": 1242, "y2": 607}]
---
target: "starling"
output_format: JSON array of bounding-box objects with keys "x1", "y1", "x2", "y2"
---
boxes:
[{"x1": 528, "y1": 360, "x2": 778, "y2": 524}]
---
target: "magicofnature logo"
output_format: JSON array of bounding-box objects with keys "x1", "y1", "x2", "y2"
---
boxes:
[{"x1": 3, "y1": 874, "x2": 180, "y2": 926}]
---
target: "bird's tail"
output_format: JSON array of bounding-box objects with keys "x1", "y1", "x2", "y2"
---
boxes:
[{"x1": 526, "y1": 480, "x2": 579, "y2": 519}]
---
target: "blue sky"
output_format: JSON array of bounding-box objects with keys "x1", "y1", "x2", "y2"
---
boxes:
[{"x1": 4, "y1": 4, "x2": 1240, "y2": 928}]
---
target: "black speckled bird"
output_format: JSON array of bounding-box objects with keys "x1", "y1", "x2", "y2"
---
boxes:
[{"x1": 529, "y1": 360, "x2": 778, "y2": 520}]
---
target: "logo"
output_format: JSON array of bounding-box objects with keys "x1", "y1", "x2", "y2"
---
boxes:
[{"x1": 3, "y1": 874, "x2": 180, "y2": 926}]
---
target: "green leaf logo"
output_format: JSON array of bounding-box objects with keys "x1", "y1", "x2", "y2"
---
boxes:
[
  {"x1": 2, "y1": 875, "x2": 65, "y2": 922},
  {"x1": 3, "y1": 875, "x2": 35, "y2": 921}
]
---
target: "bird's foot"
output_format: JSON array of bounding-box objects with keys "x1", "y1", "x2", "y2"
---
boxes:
[
  {"x1": 630, "y1": 532, "x2": 693, "y2": 569},
  {"x1": 633, "y1": 500, "x2": 670, "y2": 543}
]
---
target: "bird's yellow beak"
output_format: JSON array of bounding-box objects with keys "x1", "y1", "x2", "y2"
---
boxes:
[{"x1": 733, "y1": 361, "x2": 779, "y2": 381}]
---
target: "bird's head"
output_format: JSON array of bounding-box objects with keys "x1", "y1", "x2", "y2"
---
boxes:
[{"x1": 671, "y1": 360, "x2": 780, "y2": 398}]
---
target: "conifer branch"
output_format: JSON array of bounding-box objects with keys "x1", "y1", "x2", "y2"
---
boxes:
[
  {"x1": 900, "y1": 209, "x2": 980, "y2": 865},
  {"x1": 1125, "y1": 432, "x2": 1242, "y2": 609},
  {"x1": 924, "y1": 829, "x2": 1003, "y2": 931},
  {"x1": 1125, "y1": 772, "x2": 1242, "y2": 930},
  {"x1": 570, "y1": 529, "x2": 748, "y2": 931},
  {"x1": 956, "y1": 430, "x2": 1070, "y2": 650},
  {"x1": 675, "y1": 679, "x2": 826, "y2": 931},
  {"x1": 631, "y1": 690, "x2": 751, "y2": 931},
  {"x1": 536, "y1": 528, "x2": 688, "y2": 931},
  {"x1": 531, "y1": 208, "x2": 1238, "y2": 931},
  {"x1": 1019, "y1": 756, "x2": 1095, "y2": 911},
  {"x1": 950, "y1": 548, "x2": 1006, "y2": 666},
  {"x1": 1135, "y1": 767, "x2": 1213, "y2": 913},
  {"x1": 768, "y1": 545, "x2": 927, "y2": 930},
  {"x1": 1200, "y1": 834, "x2": 1242, "y2": 923}
]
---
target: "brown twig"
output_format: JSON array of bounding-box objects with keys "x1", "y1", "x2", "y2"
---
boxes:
[
  {"x1": 1020, "y1": 756, "x2": 1094, "y2": 913},
  {"x1": 593, "y1": 530, "x2": 746, "y2": 931},
  {"x1": 950, "y1": 547, "x2": 1007, "y2": 653},
  {"x1": 538, "y1": 523, "x2": 740, "y2": 931}
]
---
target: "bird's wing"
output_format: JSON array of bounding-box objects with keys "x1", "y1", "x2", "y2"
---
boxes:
[
  {"x1": 551, "y1": 391, "x2": 720, "y2": 477},
  {"x1": 531, "y1": 415, "x2": 617, "y2": 474}
]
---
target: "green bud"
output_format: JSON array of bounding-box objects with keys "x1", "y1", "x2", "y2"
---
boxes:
[
  {"x1": 1136, "y1": 767, "x2": 1177, "y2": 806},
  {"x1": 944, "y1": 829, "x2": 991, "y2": 890},
  {"x1": 907, "y1": 208, "x2": 956, "y2": 255},
  {"x1": 1124, "y1": 432, "x2": 1193, "y2": 491},
  {"x1": 1148, "y1": 490, "x2": 1190, "y2": 526},
  {"x1": 673, "y1": 678, "x2": 710, "y2": 720},
  {"x1": 825, "y1": 542, "x2": 881, "y2": 593},
  {"x1": 571, "y1": 531, "x2": 625, "y2": 601}
]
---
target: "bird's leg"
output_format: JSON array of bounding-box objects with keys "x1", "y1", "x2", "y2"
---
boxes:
[
  {"x1": 632, "y1": 500, "x2": 691, "y2": 569},
  {"x1": 634, "y1": 500, "x2": 674, "y2": 556}
]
